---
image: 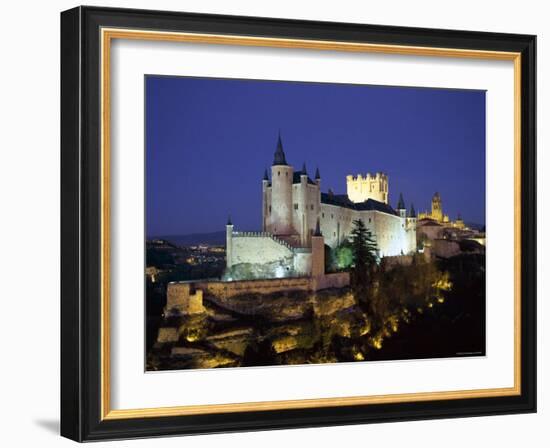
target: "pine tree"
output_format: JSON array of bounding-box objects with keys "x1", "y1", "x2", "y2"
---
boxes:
[
  {"x1": 350, "y1": 219, "x2": 378, "y2": 270},
  {"x1": 349, "y1": 219, "x2": 378, "y2": 311}
]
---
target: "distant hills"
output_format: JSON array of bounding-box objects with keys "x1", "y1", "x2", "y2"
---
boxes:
[
  {"x1": 152, "y1": 221, "x2": 484, "y2": 248},
  {"x1": 153, "y1": 231, "x2": 226, "y2": 247}
]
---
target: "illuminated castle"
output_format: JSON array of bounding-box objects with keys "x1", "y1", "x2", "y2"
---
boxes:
[{"x1": 225, "y1": 134, "x2": 417, "y2": 280}]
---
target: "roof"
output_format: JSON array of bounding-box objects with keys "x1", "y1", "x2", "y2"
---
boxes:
[
  {"x1": 273, "y1": 133, "x2": 288, "y2": 166},
  {"x1": 397, "y1": 193, "x2": 405, "y2": 210},
  {"x1": 293, "y1": 171, "x2": 317, "y2": 185},
  {"x1": 321, "y1": 193, "x2": 398, "y2": 216}
]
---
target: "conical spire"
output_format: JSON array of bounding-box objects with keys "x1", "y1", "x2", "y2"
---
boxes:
[
  {"x1": 226, "y1": 215, "x2": 232, "y2": 226},
  {"x1": 397, "y1": 193, "x2": 406, "y2": 210},
  {"x1": 409, "y1": 203, "x2": 416, "y2": 218},
  {"x1": 313, "y1": 218, "x2": 322, "y2": 236},
  {"x1": 302, "y1": 162, "x2": 307, "y2": 175},
  {"x1": 315, "y1": 167, "x2": 320, "y2": 180},
  {"x1": 263, "y1": 168, "x2": 269, "y2": 181},
  {"x1": 273, "y1": 131, "x2": 288, "y2": 166}
]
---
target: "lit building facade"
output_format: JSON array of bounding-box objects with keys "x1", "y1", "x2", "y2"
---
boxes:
[
  {"x1": 225, "y1": 134, "x2": 418, "y2": 279},
  {"x1": 261, "y1": 134, "x2": 417, "y2": 257}
]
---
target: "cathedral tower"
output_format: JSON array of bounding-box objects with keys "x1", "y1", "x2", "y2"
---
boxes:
[
  {"x1": 431, "y1": 192, "x2": 443, "y2": 222},
  {"x1": 269, "y1": 133, "x2": 294, "y2": 235}
]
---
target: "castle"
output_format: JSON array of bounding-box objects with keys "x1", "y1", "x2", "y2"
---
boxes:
[{"x1": 224, "y1": 134, "x2": 417, "y2": 280}]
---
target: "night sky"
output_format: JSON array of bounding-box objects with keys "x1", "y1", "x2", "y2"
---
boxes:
[{"x1": 146, "y1": 76, "x2": 485, "y2": 237}]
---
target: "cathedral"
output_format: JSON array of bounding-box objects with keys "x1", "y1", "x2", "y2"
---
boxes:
[
  {"x1": 418, "y1": 192, "x2": 466, "y2": 230},
  {"x1": 224, "y1": 134, "x2": 417, "y2": 280}
]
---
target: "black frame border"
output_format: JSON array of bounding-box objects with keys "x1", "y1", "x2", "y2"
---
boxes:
[{"x1": 61, "y1": 6, "x2": 536, "y2": 442}]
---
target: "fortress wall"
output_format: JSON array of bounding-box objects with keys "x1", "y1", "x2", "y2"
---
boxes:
[
  {"x1": 312, "y1": 272, "x2": 350, "y2": 290},
  {"x1": 165, "y1": 283, "x2": 205, "y2": 316},
  {"x1": 382, "y1": 254, "x2": 414, "y2": 269},
  {"x1": 293, "y1": 251, "x2": 312, "y2": 276},
  {"x1": 431, "y1": 239, "x2": 461, "y2": 258},
  {"x1": 166, "y1": 272, "x2": 351, "y2": 314},
  {"x1": 319, "y1": 203, "x2": 358, "y2": 248},
  {"x1": 195, "y1": 277, "x2": 312, "y2": 299},
  {"x1": 320, "y1": 205, "x2": 415, "y2": 257},
  {"x1": 230, "y1": 235, "x2": 293, "y2": 266},
  {"x1": 372, "y1": 212, "x2": 410, "y2": 257}
]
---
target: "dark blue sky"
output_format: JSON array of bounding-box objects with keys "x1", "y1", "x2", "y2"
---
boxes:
[{"x1": 146, "y1": 76, "x2": 485, "y2": 237}]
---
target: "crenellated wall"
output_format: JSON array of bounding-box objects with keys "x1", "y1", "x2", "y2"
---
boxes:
[
  {"x1": 346, "y1": 173, "x2": 389, "y2": 204},
  {"x1": 165, "y1": 283, "x2": 206, "y2": 316},
  {"x1": 166, "y1": 272, "x2": 351, "y2": 315}
]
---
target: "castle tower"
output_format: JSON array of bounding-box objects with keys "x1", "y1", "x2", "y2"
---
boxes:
[
  {"x1": 346, "y1": 172, "x2": 389, "y2": 204},
  {"x1": 407, "y1": 203, "x2": 417, "y2": 229},
  {"x1": 315, "y1": 167, "x2": 321, "y2": 187},
  {"x1": 431, "y1": 192, "x2": 443, "y2": 222},
  {"x1": 225, "y1": 216, "x2": 233, "y2": 269},
  {"x1": 269, "y1": 133, "x2": 294, "y2": 235},
  {"x1": 299, "y1": 162, "x2": 309, "y2": 246},
  {"x1": 396, "y1": 193, "x2": 406, "y2": 218},
  {"x1": 311, "y1": 219, "x2": 325, "y2": 277},
  {"x1": 262, "y1": 168, "x2": 269, "y2": 231}
]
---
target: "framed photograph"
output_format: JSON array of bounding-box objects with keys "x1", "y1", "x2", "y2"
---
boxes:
[{"x1": 61, "y1": 6, "x2": 536, "y2": 441}]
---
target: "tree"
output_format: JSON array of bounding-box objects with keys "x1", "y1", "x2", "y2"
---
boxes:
[
  {"x1": 349, "y1": 219, "x2": 378, "y2": 311},
  {"x1": 350, "y1": 219, "x2": 378, "y2": 271}
]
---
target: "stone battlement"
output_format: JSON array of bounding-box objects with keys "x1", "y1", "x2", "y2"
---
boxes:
[
  {"x1": 346, "y1": 172, "x2": 388, "y2": 181},
  {"x1": 166, "y1": 272, "x2": 350, "y2": 316},
  {"x1": 232, "y1": 231, "x2": 294, "y2": 251}
]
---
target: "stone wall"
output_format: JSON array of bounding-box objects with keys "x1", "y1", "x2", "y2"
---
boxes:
[
  {"x1": 230, "y1": 234, "x2": 294, "y2": 265},
  {"x1": 320, "y1": 205, "x2": 415, "y2": 257},
  {"x1": 195, "y1": 277, "x2": 312, "y2": 299},
  {"x1": 165, "y1": 283, "x2": 206, "y2": 316},
  {"x1": 166, "y1": 272, "x2": 351, "y2": 315},
  {"x1": 431, "y1": 239, "x2": 461, "y2": 258},
  {"x1": 382, "y1": 254, "x2": 414, "y2": 269},
  {"x1": 312, "y1": 272, "x2": 350, "y2": 290}
]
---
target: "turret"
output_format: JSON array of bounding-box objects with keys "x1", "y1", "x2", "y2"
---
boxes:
[
  {"x1": 407, "y1": 203, "x2": 417, "y2": 232},
  {"x1": 269, "y1": 132, "x2": 294, "y2": 235},
  {"x1": 262, "y1": 168, "x2": 270, "y2": 231},
  {"x1": 315, "y1": 167, "x2": 321, "y2": 187},
  {"x1": 397, "y1": 193, "x2": 406, "y2": 218},
  {"x1": 311, "y1": 218, "x2": 325, "y2": 277},
  {"x1": 225, "y1": 216, "x2": 233, "y2": 268},
  {"x1": 409, "y1": 203, "x2": 417, "y2": 219}
]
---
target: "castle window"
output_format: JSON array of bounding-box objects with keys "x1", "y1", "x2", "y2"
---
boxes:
[
  {"x1": 269, "y1": 205, "x2": 271, "y2": 213},
  {"x1": 310, "y1": 204, "x2": 314, "y2": 210},
  {"x1": 331, "y1": 214, "x2": 334, "y2": 219},
  {"x1": 322, "y1": 213, "x2": 325, "y2": 218},
  {"x1": 294, "y1": 203, "x2": 299, "y2": 210},
  {"x1": 369, "y1": 218, "x2": 371, "y2": 223},
  {"x1": 333, "y1": 232, "x2": 336, "y2": 237},
  {"x1": 278, "y1": 171, "x2": 280, "y2": 176}
]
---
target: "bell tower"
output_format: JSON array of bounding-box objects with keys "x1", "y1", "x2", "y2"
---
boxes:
[{"x1": 431, "y1": 192, "x2": 443, "y2": 222}]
